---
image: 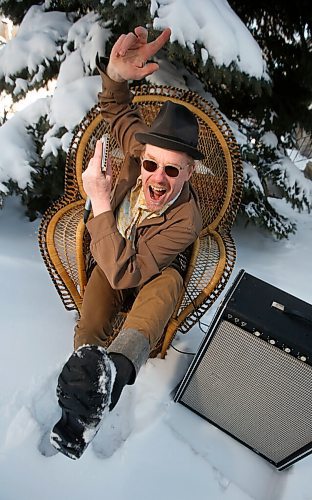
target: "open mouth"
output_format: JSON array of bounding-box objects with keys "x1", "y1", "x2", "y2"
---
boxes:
[{"x1": 148, "y1": 185, "x2": 167, "y2": 202}]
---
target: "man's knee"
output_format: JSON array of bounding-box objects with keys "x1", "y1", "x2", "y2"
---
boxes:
[
  {"x1": 164, "y1": 266, "x2": 183, "y2": 296},
  {"x1": 149, "y1": 266, "x2": 183, "y2": 304},
  {"x1": 122, "y1": 266, "x2": 183, "y2": 349}
]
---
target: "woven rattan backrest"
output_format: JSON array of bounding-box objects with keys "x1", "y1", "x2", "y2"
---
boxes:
[{"x1": 65, "y1": 84, "x2": 242, "y2": 233}]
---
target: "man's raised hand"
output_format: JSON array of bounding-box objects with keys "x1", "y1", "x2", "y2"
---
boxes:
[{"x1": 107, "y1": 26, "x2": 171, "y2": 82}]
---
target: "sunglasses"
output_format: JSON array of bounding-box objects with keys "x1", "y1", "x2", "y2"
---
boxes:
[{"x1": 141, "y1": 158, "x2": 185, "y2": 178}]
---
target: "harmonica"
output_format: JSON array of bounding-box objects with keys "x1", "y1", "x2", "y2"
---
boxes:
[
  {"x1": 101, "y1": 133, "x2": 110, "y2": 173},
  {"x1": 83, "y1": 134, "x2": 110, "y2": 224}
]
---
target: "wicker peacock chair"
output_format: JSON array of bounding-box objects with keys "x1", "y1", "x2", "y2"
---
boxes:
[{"x1": 38, "y1": 84, "x2": 243, "y2": 358}]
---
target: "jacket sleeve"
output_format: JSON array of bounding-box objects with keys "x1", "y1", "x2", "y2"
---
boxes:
[
  {"x1": 86, "y1": 207, "x2": 200, "y2": 290},
  {"x1": 96, "y1": 56, "x2": 148, "y2": 157}
]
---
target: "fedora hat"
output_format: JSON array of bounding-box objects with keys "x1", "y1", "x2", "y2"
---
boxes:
[{"x1": 135, "y1": 100, "x2": 204, "y2": 160}]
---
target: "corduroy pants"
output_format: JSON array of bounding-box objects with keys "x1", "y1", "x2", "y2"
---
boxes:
[{"x1": 74, "y1": 264, "x2": 183, "y2": 376}]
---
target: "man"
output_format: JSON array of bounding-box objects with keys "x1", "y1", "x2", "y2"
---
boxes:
[{"x1": 50, "y1": 26, "x2": 203, "y2": 459}]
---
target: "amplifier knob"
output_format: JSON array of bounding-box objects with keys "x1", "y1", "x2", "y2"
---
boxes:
[{"x1": 299, "y1": 355, "x2": 307, "y2": 362}]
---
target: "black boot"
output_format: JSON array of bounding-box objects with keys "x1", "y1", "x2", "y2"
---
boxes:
[{"x1": 50, "y1": 345, "x2": 116, "y2": 460}]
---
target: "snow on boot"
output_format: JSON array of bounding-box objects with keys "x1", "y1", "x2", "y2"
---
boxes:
[{"x1": 50, "y1": 345, "x2": 116, "y2": 460}]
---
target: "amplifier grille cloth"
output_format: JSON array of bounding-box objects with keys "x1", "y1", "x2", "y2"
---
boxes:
[{"x1": 181, "y1": 321, "x2": 312, "y2": 463}]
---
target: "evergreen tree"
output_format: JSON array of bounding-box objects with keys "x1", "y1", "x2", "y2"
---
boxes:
[
  {"x1": 0, "y1": 0, "x2": 37, "y2": 24},
  {"x1": 22, "y1": 118, "x2": 66, "y2": 221},
  {"x1": 227, "y1": 0, "x2": 312, "y2": 234},
  {"x1": 229, "y1": 1, "x2": 312, "y2": 132},
  {"x1": 0, "y1": 0, "x2": 311, "y2": 238}
]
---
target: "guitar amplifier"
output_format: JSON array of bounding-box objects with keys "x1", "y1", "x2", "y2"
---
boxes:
[{"x1": 175, "y1": 270, "x2": 312, "y2": 470}]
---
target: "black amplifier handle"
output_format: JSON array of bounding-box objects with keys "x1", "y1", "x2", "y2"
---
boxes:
[{"x1": 272, "y1": 302, "x2": 312, "y2": 326}]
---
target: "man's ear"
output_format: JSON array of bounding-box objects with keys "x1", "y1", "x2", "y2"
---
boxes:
[{"x1": 187, "y1": 161, "x2": 196, "y2": 180}]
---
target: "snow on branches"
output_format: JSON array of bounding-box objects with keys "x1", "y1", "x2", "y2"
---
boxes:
[{"x1": 0, "y1": 0, "x2": 311, "y2": 236}]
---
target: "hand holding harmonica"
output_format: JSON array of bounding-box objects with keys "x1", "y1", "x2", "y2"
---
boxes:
[{"x1": 82, "y1": 134, "x2": 111, "y2": 223}]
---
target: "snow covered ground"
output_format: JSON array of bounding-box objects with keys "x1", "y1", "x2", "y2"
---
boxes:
[{"x1": 0, "y1": 195, "x2": 311, "y2": 500}]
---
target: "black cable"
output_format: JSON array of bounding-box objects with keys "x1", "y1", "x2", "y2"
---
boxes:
[
  {"x1": 182, "y1": 282, "x2": 210, "y2": 335},
  {"x1": 170, "y1": 344, "x2": 195, "y2": 356},
  {"x1": 171, "y1": 282, "x2": 211, "y2": 356}
]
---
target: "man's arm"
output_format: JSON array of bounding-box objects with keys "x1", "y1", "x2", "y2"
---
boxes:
[
  {"x1": 83, "y1": 27, "x2": 171, "y2": 218},
  {"x1": 97, "y1": 26, "x2": 171, "y2": 157},
  {"x1": 97, "y1": 67, "x2": 146, "y2": 158}
]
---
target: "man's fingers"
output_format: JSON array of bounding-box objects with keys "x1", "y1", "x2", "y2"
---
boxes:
[
  {"x1": 105, "y1": 156, "x2": 112, "y2": 177},
  {"x1": 108, "y1": 27, "x2": 171, "y2": 81},
  {"x1": 87, "y1": 141, "x2": 112, "y2": 178},
  {"x1": 145, "y1": 27, "x2": 171, "y2": 57},
  {"x1": 139, "y1": 62, "x2": 160, "y2": 78},
  {"x1": 134, "y1": 26, "x2": 148, "y2": 43},
  {"x1": 112, "y1": 27, "x2": 170, "y2": 59},
  {"x1": 86, "y1": 140, "x2": 102, "y2": 172},
  {"x1": 111, "y1": 34, "x2": 126, "y2": 57},
  {"x1": 118, "y1": 32, "x2": 139, "y2": 56},
  {"x1": 94, "y1": 140, "x2": 103, "y2": 161}
]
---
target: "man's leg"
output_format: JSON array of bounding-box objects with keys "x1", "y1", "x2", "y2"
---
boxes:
[
  {"x1": 51, "y1": 266, "x2": 182, "y2": 458},
  {"x1": 74, "y1": 264, "x2": 123, "y2": 349},
  {"x1": 74, "y1": 264, "x2": 137, "y2": 409},
  {"x1": 51, "y1": 265, "x2": 132, "y2": 459},
  {"x1": 108, "y1": 267, "x2": 183, "y2": 379}
]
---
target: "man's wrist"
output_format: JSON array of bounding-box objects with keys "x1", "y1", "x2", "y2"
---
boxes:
[
  {"x1": 106, "y1": 62, "x2": 126, "y2": 83},
  {"x1": 92, "y1": 200, "x2": 112, "y2": 218}
]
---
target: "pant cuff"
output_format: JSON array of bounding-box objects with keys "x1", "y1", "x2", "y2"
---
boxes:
[{"x1": 107, "y1": 328, "x2": 150, "y2": 377}]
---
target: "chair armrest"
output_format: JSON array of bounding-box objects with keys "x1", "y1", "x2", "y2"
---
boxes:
[
  {"x1": 41, "y1": 200, "x2": 86, "y2": 312},
  {"x1": 160, "y1": 229, "x2": 236, "y2": 357}
]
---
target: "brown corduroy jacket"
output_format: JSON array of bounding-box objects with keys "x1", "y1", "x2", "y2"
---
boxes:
[{"x1": 86, "y1": 68, "x2": 202, "y2": 290}]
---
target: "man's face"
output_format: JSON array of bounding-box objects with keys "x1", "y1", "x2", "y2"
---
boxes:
[{"x1": 141, "y1": 144, "x2": 194, "y2": 212}]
